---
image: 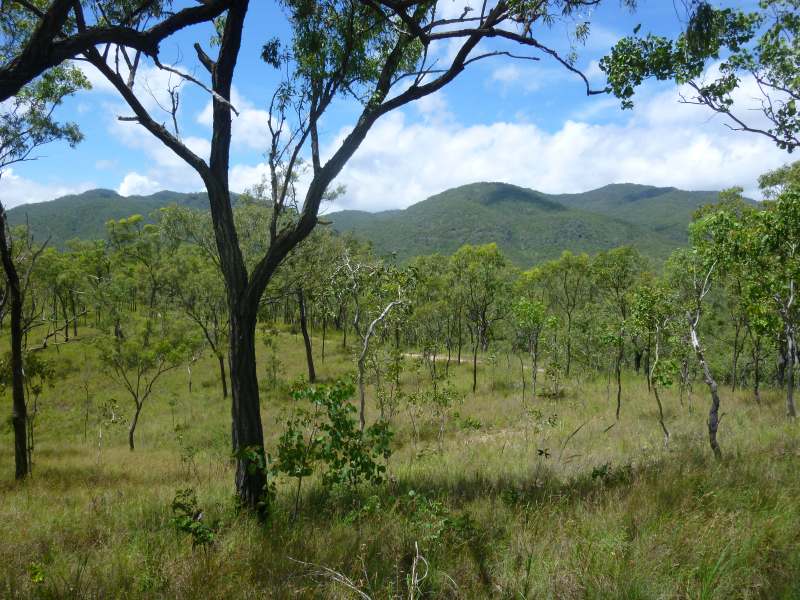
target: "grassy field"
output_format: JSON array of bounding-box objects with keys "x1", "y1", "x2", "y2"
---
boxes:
[{"x1": 2, "y1": 325, "x2": 800, "y2": 599}]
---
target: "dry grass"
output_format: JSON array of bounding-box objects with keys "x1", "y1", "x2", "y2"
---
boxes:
[{"x1": 1, "y1": 326, "x2": 800, "y2": 598}]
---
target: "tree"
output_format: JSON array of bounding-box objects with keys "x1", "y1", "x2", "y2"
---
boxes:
[
  {"x1": 73, "y1": 0, "x2": 638, "y2": 511},
  {"x1": 451, "y1": 244, "x2": 510, "y2": 393},
  {"x1": 632, "y1": 282, "x2": 677, "y2": 444},
  {"x1": 592, "y1": 247, "x2": 646, "y2": 419},
  {"x1": 0, "y1": 1, "x2": 232, "y2": 102},
  {"x1": 167, "y1": 244, "x2": 231, "y2": 398},
  {"x1": 601, "y1": 0, "x2": 799, "y2": 152},
  {"x1": 667, "y1": 249, "x2": 722, "y2": 458},
  {"x1": 0, "y1": 55, "x2": 85, "y2": 479},
  {"x1": 96, "y1": 312, "x2": 197, "y2": 450},
  {"x1": 332, "y1": 249, "x2": 411, "y2": 430},
  {"x1": 511, "y1": 296, "x2": 547, "y2": 401},
  {"x1": 536, "y1": 251, "x2": 591, "y2": 377}
]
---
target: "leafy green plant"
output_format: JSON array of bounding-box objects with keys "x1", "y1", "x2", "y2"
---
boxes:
[{"x1": 170, "y1": 488, "x2": 215, "y2": 550}]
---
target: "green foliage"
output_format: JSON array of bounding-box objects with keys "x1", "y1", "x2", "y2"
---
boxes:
[
  {"x1": 272, "y1": 380, "x2": 394, "y2": 497},
  {"x1": 601, "y1": 0, "x2": 799, "y2": 151},
  {"x1": 170, "y1": 488, "x2": 216, "y2": 550}
]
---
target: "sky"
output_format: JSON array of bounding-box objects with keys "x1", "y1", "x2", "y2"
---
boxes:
[{"x1": 0, "y1": 0, "x2": 790, "y2": 212}]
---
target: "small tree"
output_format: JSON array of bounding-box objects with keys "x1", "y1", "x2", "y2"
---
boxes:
[
  {"x1": 511, "y1": 297, "x2": 547, "y2": 401},
  {"x1": 96, "y1": 314, "x2": 197, "y2": 450},
  {"x1": 451, "y1": 244, "x2": 511, "y2": 393}
]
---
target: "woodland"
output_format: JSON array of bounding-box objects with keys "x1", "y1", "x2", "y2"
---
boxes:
[{"x1": 2, "y1": 0, "x2": 800, "y2": 598}]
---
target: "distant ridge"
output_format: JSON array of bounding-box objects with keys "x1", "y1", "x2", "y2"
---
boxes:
[
  {"x1": 7, "y1": 189, "x2": 211, "y2": 246},
  {"x1": 328, "y1": 182, "x2": 722, "y2": 265},
  {"x1": 8, "y1": 181, "x2": 723, "y2": 263}
]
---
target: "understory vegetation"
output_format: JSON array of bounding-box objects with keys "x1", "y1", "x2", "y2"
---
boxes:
[{"x1": 2, "y1": 327, "x2": 800, "y2": 599}]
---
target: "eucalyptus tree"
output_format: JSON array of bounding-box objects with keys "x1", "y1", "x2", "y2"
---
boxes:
[
  {"x1": 511, "y1": 297, "x2": 547, "y2": 401},
  {"x1": 96, "y1": 311, "x2": 199, "y2": 450},
  {"x1": 667, "y1": 249, "x2": 722, "y2": 458},
  {"x1": 451, "y1": 243, "x2": 511, "y2": 393},
  {"x1": 0, "y1": 25, "x2": 86, "y2": 479},
  {"x1": 632, "y1": 282, "x2": 677, "y2": 444},
  {"x1": 592, "y1": 247, "x2": 646, "y2": 419},
  {"x1": 753, "y1": 188, "x2": 800, "y2": 417},
  {"x1": 409, "y1": 254, "x2": 452, "y2": 381},
  {"x1": 601, "y1": 0, "x2": 800, "y2": 152},
  {"x1": 69, "y1": 0, "x2": 639, "y2": 509},
  {"x1": 536, "y1": 250, "x2": 591, "y2": 377},
  {"x1": 332, "y1": 249, "x2": 412, "y2": 430},
  {"x1": 167, "y1": 244, "x2": 231, "y2": 398}
]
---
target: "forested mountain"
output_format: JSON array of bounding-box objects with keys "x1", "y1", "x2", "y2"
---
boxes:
[
  {"x1": 8, "y1": 182, "x2": 722, "y2": 261},
  {"x1": 329, "y1": 182, "x2": 722, "y2": 264},
  {"x1": 6, "y1": 189, "x2": 211, "y2": 246}
]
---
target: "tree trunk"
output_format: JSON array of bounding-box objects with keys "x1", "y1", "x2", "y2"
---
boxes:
[
  {"x1": 229, "y1": 306, "x2": 267, "y2": 513},
  {"x1": 615, "y1": 338, "x2": 624, "y2": 420},
  {"x1": 218, "y1": 353, "x2": 228, "y2": 399},
  {"x1": 731, "y1": 322, "x2": 741, "y2": 391},
  {"x1": 321, "y1": 317, "x2": 327, "y2": 362},
  {"x1": 71, "y1": 293, "x2": 78, "y2": 337},
  {"x1": 341, "y1": 307, "x2": 347, "y2": 349},
  {"x1": 297, "y1": 290, "x2": 316, "y2": 383},
  {"x1": 0, "y1": 207, "x2": 28, "y2": 480},
  {"x1": 690, "y1": 323, "x2": 722, "y2": 459},
  {"x1": 472, "y1": 339, "x2": 478, "y2": 393},
  {"x1": 128, "y1": 402, "x2": 142, "y2": 451},
  {"x1": 565, "y1": 314, "x2": 572, "y2": 377},
  {"x1": 786, "y1": 329, "x2": 797, "y2": 418}
]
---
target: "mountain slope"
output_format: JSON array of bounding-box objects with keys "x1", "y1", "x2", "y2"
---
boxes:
[
  {"x1": 6, "y1": 189, "x2": 211, "y2": 247},
  {"x1": 8, "y1": 181, "x2": 723, "y2": 264},
  {"x1": 549, "y1": 183, "x2": 720, "y2": 243},
  {"x1": 328, "y1": 182, "x2": 710, "y2": 265}
]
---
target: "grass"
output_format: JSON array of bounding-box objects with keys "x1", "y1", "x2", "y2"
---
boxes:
[{"x1": 2, "y1": 323, "x2": 800, "y2": 598}]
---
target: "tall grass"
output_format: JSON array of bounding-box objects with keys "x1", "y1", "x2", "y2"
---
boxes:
[{"x1": 1, "y1": 326, "x2": 799, "y2": 598}]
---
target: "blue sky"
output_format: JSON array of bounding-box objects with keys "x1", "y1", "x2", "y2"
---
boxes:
[{"x1": 0, "y1": 0, "x2": 789, "y2": 211}]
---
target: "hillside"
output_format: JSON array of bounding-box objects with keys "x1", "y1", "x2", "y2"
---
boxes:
[
  {"x1": 329, "y1": 182, "x2": 721, "y2": 265},
  {"x1": 6, "y1": 188, "x2": 211, "y2": 247},
  {"x1": 8, "y1": 182, "x2": 723, "y2": 262},
  {"x1": 549, "y1": 183, "x2": 720, "y2": 243}
]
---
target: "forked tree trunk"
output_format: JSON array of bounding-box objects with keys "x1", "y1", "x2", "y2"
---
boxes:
[{"x1": 297, "y1": 289, "x2": 316, "y2": 382}]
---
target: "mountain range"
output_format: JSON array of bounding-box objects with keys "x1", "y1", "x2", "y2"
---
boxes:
[{"x1": 6, "y1": 182, "x2": 722, "y2": 265}]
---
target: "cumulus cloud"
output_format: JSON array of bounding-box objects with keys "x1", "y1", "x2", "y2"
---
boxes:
[
  {"x1": 117, "y1": 172, "x2": 161, "y2": 196},
  {"x1": 197, "y1": 88, "x2": 272, "y2": 151},
  {"x1": 323, "y1": 85, "x2": 790, "y2": 212}
]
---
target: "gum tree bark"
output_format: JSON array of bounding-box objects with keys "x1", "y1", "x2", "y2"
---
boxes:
[
  {"x1": 0, "y1": 204, "x2": 28, "y2": 479},
  {"x1": 297, "y1": 289, "x2": 316, "y2": 383}
]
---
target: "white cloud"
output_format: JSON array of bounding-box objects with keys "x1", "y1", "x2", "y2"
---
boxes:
[
  {"x1": 197, "y1": 88, "x2": 272, "y2": 151},
  {"x1": 0, "y1": 168, "x2": 95, "y2": 208},
  {"x1": 324, "y1": 84, "x2": 790, "y2": 212},
  {"x1": 230, "y1": 162, "x2": 270, "y2": 192},
  {"x1": 117, "y1": 172, "x2": 161, "y2": 196},
  {"x1": 492, "y1": 65, "x2": 522, "y2": 84}
]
